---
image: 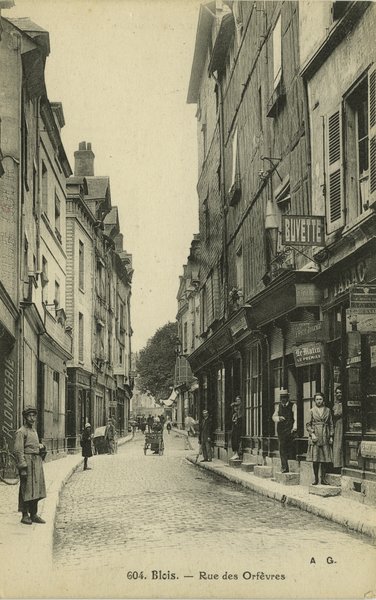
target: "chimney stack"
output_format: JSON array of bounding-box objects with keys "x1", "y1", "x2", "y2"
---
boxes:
[{"x1": 74, "y1": 141, "x2": 95, "y2": 176}]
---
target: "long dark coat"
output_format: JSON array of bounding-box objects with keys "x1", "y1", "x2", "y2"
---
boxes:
[
  {"x1": 14, "y1": 425, "x2": 46, "y2": 510},
  {"x1": 81, "y1": 429, "x2": 93, "y2": 458}
]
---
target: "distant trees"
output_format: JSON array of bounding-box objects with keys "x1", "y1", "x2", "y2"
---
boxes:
[{"x1": 136, "y1": 322, "x2": 178, "y2": 401}]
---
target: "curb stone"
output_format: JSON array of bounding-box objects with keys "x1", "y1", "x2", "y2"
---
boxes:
[{"x1": 186, "y1": 454, "x2": 376, "y2": 541}]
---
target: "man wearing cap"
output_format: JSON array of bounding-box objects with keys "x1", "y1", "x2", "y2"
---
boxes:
[
  {"x1": 230, "y1": 396, "x2": 243, "y2": 460},
  {"x1": 272, "y1": 389, "x2": 297, "y2": 473},
  {"x1": 199, "y1": 409, "x2": 213, "y2": 462},
  {"x1": 13, "y1": 406, "x2": 47, "y2": 525}
]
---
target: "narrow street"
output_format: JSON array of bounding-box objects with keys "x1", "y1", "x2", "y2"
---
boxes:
[{"x1": 52, "y1": 433, "x2": 376, "y2": 598}]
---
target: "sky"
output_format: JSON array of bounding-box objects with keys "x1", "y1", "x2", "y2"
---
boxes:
[{"x1": 7, "y1": 0, "x2": 201, "y2": 351}]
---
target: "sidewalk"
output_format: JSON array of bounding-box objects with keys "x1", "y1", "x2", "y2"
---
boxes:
[
  {"x1": 1, "y1": 434, "x2": 132, "y2": 598},
  {"x1": 177, "y1": 430, "x2": 376, "y2": 541}
]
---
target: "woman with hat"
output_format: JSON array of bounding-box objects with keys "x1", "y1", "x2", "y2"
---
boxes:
[
  {"x1": 80, "y1": 423, "x2": 93, "y2": 470},
  {"x1": 13, "y1": 405, "x2": 47, "y2": 525}
]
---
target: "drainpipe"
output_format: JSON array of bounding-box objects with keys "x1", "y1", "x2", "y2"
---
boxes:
[{"x1": 211, "y1": 70, "x2": 229, "y2": 320}]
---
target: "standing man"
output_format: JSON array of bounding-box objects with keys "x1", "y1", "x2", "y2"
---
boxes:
[
  {"x1": 104, "y1": 418, "x2": 116, "y2": 454},
  {"x1": 272, "y1": 388, "x2": 297, "y2": 473},
  {"x1": 81, "y1": 423, "x2": 93, "y2": 470},
  {"x1": 14, "y1": 406, "x2": 47, "y2": 525},
  {"x1": 147, "y1": 414, "x2": 153, "y2": 433},
  {"x1": 199, "y1": 409, "x2": 212, "y2": 462}
]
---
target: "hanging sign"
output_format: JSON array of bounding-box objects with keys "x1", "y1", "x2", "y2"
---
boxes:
[
  {"x1": 293, "y1": 342, "x2": 324, "y2": 367},
  {"x1": 282, "y1": 215, "x2": 325, "y2": 246},
  {"x1": 360, "y1": 441, "x2": 376, "y2": 459},
  {"x1": 291, "y1": 321, "x2": 328, "y2": 343}
]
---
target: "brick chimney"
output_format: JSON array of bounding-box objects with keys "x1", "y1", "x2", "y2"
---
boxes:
[{"x1": 74, "y1": 141, "x2": 95, "y2": 176}]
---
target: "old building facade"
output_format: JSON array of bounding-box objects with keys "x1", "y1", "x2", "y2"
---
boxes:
[
  {"x1": 185, "y1": 0, "x2": 376, "y2": 503},
  {"x1": 0, "y1": 16, "x2": 134, "y2": 455}
]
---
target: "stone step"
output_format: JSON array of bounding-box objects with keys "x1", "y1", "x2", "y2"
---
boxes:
[
  {"x1": 254, "y1": 465, "x2": 273, "y2": 478},
  {"x1": 275, "y1": 472, "x2": 300, "y2": 486},
  {"x1": 241, "y1": 462, "x2": 256, "y2": 472},
  {"x1": 326, "y1": 474, "x2": 341, "y2": 487},
  {"x1": 229, "y1": 458, "x2": 242, "y2": 468},
  {"x1": 242, "y1": 454, "x2": 260, "y2": 465},
  {"x1": 309, "y1": 484, "x2": 341, "y2": 497}
]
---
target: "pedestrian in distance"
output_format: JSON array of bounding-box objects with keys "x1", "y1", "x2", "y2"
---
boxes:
[
  {"x1": 230, "y1": 396, "x2": 243, "y2": 460},
  {"x1": 198, "y1": 409, "x2": 213, "y2": 462},
  {"x1": 104, "y1": 418, "x2": 116, "y2": 454},
  {"x1": 332, "y1": 385, "x2": 343, "y2": 471},
  {"x1": 306, "y1": 392, "x2": 334, "y2": 485},
  {"x1": 272, "y1": 388, "x2": 297, "y2": 473},
  {"x1": 166, "y1": 421, "x2": 172, "y2": 434},
  {"x1": 81, "y1": 423, "x2": 93, "y2": 470},
  {"x1": 147, "y1": 414, "x2": 153, "y2": 433},
  {"x1": 14, "y1": 405, "x2": 47, "y2": 525}
]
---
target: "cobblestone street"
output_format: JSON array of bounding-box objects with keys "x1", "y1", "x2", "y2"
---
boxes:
[{"x1": 52, "y1": 432, "x2": 376, "y2": 597}]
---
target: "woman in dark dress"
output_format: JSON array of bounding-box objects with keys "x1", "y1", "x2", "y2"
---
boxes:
[
  {"x1": 81, "y1": 423, "x2": 93, "y2": 470},
  {"x1": 332, "y1": 386, "x2": 343, "y2": 471}
]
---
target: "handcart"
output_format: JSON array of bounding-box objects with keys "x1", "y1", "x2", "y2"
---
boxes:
[{"x1": 144, "y1": 431, "x2": 164, "y2": 455}]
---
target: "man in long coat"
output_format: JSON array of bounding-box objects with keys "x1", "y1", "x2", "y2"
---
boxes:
[
  {"x1": 199, "y1": 409, "x2": 213, "y2": 462},
  {"x1": 14, "y1": 405, "x2": 46, "y2": 525},
  {"x1": 104, "y1": 418, "x2": 116, "y2": 454}
]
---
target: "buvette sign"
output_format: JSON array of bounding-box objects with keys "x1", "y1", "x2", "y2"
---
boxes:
[{"x1": 282, "y1": 215, "x2": 325, "y2": 246}]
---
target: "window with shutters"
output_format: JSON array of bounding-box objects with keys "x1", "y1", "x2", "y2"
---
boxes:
[
  {"x1": 78, "y1": 312, "x2": 84, "y2": 362},
  {"x1": 326, "y1": 108, "x2": 343, "y2": 232}
]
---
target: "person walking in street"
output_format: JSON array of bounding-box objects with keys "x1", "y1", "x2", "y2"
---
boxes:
[
  {"x1": 104, "y1": 418, "x2": 116, "y2": 454},
  {"x1": 230, "y1": 396, "x2": 243, "y2": 460},
  {"x1": 166, "y1": 420, "x2": 172, "y2": 434},
  {"x1": 272, "y1": 388, "x2": 297, "y2": 473},
  {"x1": 199, "y1": 409, "x2": 212, "y2": 462},
  {"x1": 332, "y1": 385, "x2": 343, "y2": 472},
  {"x1": 147, "y1": 414, "x2": 153, "y2": 433},
  {"x1": 14, "y1": 405, "x2": 47, "y2": 525},
  {"x1": 306, "y1": 392, "x2": 334, "y2": 485},
  {"x1": 81, "y1": 423, "x2": 93, "y2": 470}
]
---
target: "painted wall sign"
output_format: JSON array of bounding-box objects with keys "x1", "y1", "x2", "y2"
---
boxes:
[
  {"x1": 360, "y1": 441, "x2": 376, "y2": 459},
  {"x1": 282, "y1": 215, "x2": 325, "y2": 246},
  {"x1": 295, "y1": 283, "x2": 322, "y2": 306},
  {"x1": 291, "y1": 321, "x2": 328, "y2": 343},
  {"x1": 0, "y1": 354, "x2": 17, "y2": 450},
  {"x1": 350, "y1": 285, "x2": 376, "y2": 314},
  {"x1": 293, "y1": 342, "x2": 324, "y2": 367},
  {"x1": 230, "y1": 313, "x2": 248, "y2": 337}
]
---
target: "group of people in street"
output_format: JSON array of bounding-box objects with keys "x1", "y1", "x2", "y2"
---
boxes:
[
  {"x1": 80, "y1": 418, "x2": 118, "y2": 470},
  {"x1": 273, "y1": 387, "x2": 343, "y2": 485},
  {"x1": 198, "y1": 396, "x2": 243, "y2": 462}
]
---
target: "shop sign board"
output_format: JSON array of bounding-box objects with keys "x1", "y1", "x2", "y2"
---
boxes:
[
  {"x1": 350, "y1": 285, "x2": 376, "y2": 314},
  {"x1": 295, "y1": 283, "x2": 322, "y2": 306},
  {"x1": 346, "y1": 309, "x2": 376, "y2": 334},
  {"x1": 282, "y1": 215, "x2": 325, "y2": 246},
  {"x1": 291, "y1": 321, "x2": 328, "y2": 343},
  {"x1": 230, "y1": 313, "x2": 248, "y2": 337},
  {"x1": 108, "y1": 400, "x2": 117, "y2": 408},
  {"x1": 293, "y1": 342, "x2": 324, "y2": 367},
  {"x1": 360, "y1": 441, "x2": 376, "y2": 459}
]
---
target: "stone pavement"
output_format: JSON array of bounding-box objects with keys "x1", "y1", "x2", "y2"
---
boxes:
[
  {"x1": 175, "y1": 429, "x2": 376, "y2": 540},
  {"x1": 0, "y1": 434, "x2": 132, "y2": 597}
]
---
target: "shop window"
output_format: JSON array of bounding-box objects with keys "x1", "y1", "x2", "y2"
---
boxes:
[
  {"x1": 53, "y1": 371, "x2": 59, "y2": 423},
  {"x1": 245, "y1": 344, "x2": 262, "y2": 437},
  {"x1": 216, "y1": 366, "x2": 225, "y2": 431},
  {"x1": 365, "y1": 335, "x2": 376, "y2": 433},
  {"x1": 301, "y1": 365, "x2": 321, "y2": 434}
]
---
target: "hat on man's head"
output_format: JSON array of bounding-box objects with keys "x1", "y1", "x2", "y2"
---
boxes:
[
  {"x1": 279, "y1": 388, "x2": 289, "y2": 397},
  {"x1": 85, "y1": 423, "x2": 91, "y2": 428},
  {"x1": 202, "y1": 409, "x2": 208, "y2": 415},
  {"x1": 231, "y1": 397, "x2": 242, "y2": 406},
  {"x1": 22, "y1": 405, "x2": 37, "y2": 417}
]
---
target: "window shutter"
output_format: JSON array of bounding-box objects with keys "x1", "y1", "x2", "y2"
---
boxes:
[
  {"x1": 369, "y1": 66, "x2": 376, "y2": 204},
  {"x1": 326, "y1": 107, "x2": 344, "y2": 231}
]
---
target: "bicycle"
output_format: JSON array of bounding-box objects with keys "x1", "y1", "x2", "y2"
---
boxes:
[{"x1": 0, "y1": 438, "x2": 19, "y2": 485}]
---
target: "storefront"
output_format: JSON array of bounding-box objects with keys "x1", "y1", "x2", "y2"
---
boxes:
[{"x1": 316, "y1": 239, "x2": 376, "y2": 487}]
